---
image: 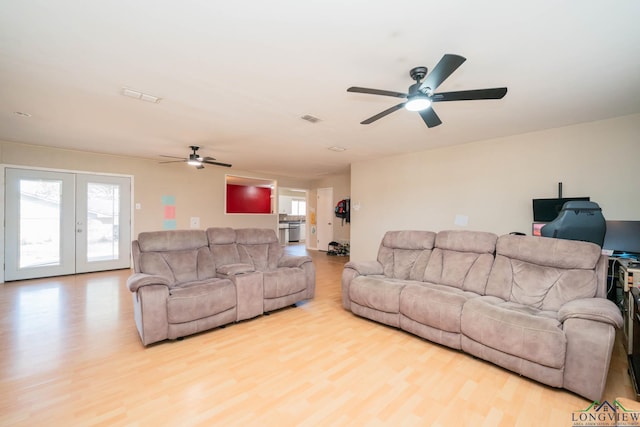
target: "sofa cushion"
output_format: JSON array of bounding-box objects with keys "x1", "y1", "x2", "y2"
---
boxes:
[
  {"x1": 461, "y1": 296, "x2": 566, "y2": 369},
  {"x1": 263, "y1": 268, "x2": 307, "y2": 299},
  {"x1": 206, "y1": 227, "x2": 236, "y2": 245},
  {"x1": 350, "y1": 276, "x2": 408, "y2": 313},
  {"x1": 421, "y1": 230, "x2": 497, "y2": 294},
  {"x1": 495, "y1": 234, "x2": 601, "y2": 269},
  {"x1": 167, "y1": 279, "x2": 236, "y2": 324},
  {"x1": 377, "y1": 231, "x2": 435, "y2": 280},
  {"x1": 235, "y1": 228, "x2": 283, "y2": 271},
  {"x1": 138, "y1": 252, "x2": 174, "y2": 281},
  {"x1": 434, "y1": 230, "x2": 497, "y2": 254},
  {"x1": 207, "y1": 227, "x2": 242, "y2": 266},
  {"x1": 486, "y1": 235, "x2": 600, "y2": 311},
  {"x1": 138, "y1": 229, "x2": 208, "y2": 252},
  {"x1": 400, "y1": 282, "x2": 479, "y2": 333},
  {"x1": 139, "y1": 247, "x2": 216, "y2": 285},
  {"x1": 217, "y1": 263, "x2": 255, "y2": 275}
]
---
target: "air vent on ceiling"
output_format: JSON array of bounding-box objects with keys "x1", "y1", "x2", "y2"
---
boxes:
[
  {"x1": 328, "y1": 146, "x2": 346, "y2": 152},
  {"x1": 301, "y1": 114, "x2": 320, "y2": 123},
  {"x1": 121, "y1": 87, "x2": 161, "y2": 103}
]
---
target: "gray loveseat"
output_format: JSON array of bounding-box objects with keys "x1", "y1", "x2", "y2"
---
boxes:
[
  {"x1": 127, "y1": 227, "x2": 315, "y2": 346},
  {"x1": 341, "y1": 230, "x2": 623, "y2": 401}
]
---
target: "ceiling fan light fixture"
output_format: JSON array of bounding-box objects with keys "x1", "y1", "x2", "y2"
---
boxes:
[
  {"x1": 188, "y1": 154, "x2": 202, "y2": 166},
  {"x1": 405, "y1": 96, "x2": 431, "y2": 111},
  {"x1": 160, "y1": 146, "x2": 232, "y2": 168}
]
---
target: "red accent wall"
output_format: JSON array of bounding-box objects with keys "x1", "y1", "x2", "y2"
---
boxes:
[{"x1": 226, "y1": 184, "x2": 272, "y2": 214}]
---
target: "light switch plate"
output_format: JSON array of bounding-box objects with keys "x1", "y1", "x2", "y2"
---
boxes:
[{"x1": 454, "y1": 214, "x2": 469, "y2": 226}]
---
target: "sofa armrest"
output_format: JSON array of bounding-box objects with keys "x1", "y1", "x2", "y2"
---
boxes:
[
  {"x1": 341, "y1": 261, "x2": 384, "y2": 310},
  {"x1": 278, "y1": 255, "x2": 312, "y2": 268},
  {"x1": 127, "y1": 273, "x2": 171, "y2": 292},
  {"x1": 344, "y1": 260, "x2": 384, "y2": 276},
  {"x1": 217, "y1": 263, "x2": 255, "y2": 275},
  {"x1": 275, "y1": 255, "x2": 315, "y2": 300},
  {"x1": 558, "y1": 298, "x2": 623, "y2": 328}
]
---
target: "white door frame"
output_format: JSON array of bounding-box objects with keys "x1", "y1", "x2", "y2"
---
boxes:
[
  {"x1": 316, "y1": 187, "x2": 334, "y2": 252},
  {"x1": 1, "y1": 165, "x2": 135, "y2": 283}
]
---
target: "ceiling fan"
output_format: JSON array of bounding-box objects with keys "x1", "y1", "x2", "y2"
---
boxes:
[
  {"x1": 347, "y1": 54, "x2": 507, "y2": 128},
  {"x1": 159, "y1": 145, "x2": 232, "y2": 169}
]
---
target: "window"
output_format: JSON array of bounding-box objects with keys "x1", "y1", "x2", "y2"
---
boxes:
[{"x1": 292, "y1": 200, "x2": 306, "y2": 216}]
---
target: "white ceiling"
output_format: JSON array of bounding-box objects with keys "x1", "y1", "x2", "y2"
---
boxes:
[{"x1": 1, "y1": 1, "x2": 639, "y2": 179}]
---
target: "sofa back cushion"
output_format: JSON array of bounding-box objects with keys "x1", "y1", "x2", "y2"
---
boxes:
[
  {"x1": 235, "y1": 228, "x2": 283, "y2": 271},
  {"x1": 485, "y1": 235, "x2": 602, "y2": 311},
  {"x1": 377, "y1": 231, "x2": 436, "y2": 280},
  {"x1": 207, "y1": 227, "x2": 241, "y2": 265},
  {"x1": 138, "y1": 229, "x2": 208, "y2": 252},
  {"x1": 135, "y1": 230, "x2": 216, "y2": 285},
  {"x1": 423, "y1": 230, "x2": 497, "y2": 294}
]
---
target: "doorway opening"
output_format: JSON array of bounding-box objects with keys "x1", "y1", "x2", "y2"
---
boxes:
[{"x1": 278, "y1": 188, "x2": 308, "y2": 247}]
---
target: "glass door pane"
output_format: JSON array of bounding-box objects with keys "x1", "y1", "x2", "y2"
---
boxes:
[
  {"x1": 18, "y1": 179, "x2": 63, "y2": 268},
  {"x1": 86, "y1": 182, "x2": 120, "y2": 262},
  {"x1": 75, "y1": 174, "x2": 131, "y2": 273},
  {"x1": 5, "y1": 169, "x2": 75, "y2": 281}
]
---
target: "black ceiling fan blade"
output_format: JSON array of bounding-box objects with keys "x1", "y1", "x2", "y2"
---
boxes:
[
  {"x1": 432, "y1": 87, "x2": 508, "y2": 102},
  {"x1": 203, "y1": 159, "x2": 232, "y2": 168},
  {"x1": 361, "y1": 103, "x2": 406, "y2": 124},
  {"x1": 347, "y1": 87, "x2": 407, "y2": 99},
  {"x1": 159, "y1": 155, "x2": 187, "y2": 160},
  {"x1": 159, "y1": 159, "x2": 187, "y2": 164},
  {"x1": 421, "y1": 54, "x2": 466, "y2": 92},
  {"x1": 419, "y1": 107, "x2": 442, "y2": 128}
]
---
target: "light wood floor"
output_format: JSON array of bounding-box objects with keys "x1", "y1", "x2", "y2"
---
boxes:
[{"x1": 0, "y1": 246, "x2": 636, "y2": 426}]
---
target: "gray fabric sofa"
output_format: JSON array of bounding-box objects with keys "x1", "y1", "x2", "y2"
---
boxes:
[
  {"x1": 127, "y1": 228, "x2": 315, "y2": 346},
  {"x1": 341, "y1": 230, "x2": 623, "y2": 401}
]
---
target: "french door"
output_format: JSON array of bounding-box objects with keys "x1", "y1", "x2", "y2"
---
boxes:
[{"x1": 4, "y1": 168, "x2": 131, "y2": 281}]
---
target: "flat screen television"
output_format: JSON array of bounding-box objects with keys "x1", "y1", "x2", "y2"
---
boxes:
[
  {"x1": 532, "y1": 197, "x2": 590, "y2": 222},
  {"x1": 602, "y1": 220, "x2": 640, "y2": 259}
]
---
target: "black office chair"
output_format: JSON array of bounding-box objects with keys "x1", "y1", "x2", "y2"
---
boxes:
[{"x1": 540, "y1": 201, "x2": 606, "y2": 246}]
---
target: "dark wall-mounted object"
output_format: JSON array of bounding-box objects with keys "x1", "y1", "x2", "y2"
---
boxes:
[{"x1": 532, "y1": 197, "x2": 590, "y2": 222}]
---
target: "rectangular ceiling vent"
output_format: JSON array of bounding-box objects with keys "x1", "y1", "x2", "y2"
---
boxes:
[
  {"x1": 121, "y1": 87, "x2": 161, "y2": 103},
  {"x1": 328, "y1": 146, "x2": 346, "y2": 152},
  {"x1": 300, "y1": 114, "x2": 320, "y2": 123}
]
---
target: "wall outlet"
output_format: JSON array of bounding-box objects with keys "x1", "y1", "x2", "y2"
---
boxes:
[{"x1": 190, "y1": 217, "x2": 200, "y2": 229}]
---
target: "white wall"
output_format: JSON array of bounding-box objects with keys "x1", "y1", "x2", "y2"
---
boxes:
[
  {"x1": 350, "y1": 114, "x2": 640, "y2": 261},
  {"x1": 0, "y1": 140, "x2": 312, "y2": 237}
]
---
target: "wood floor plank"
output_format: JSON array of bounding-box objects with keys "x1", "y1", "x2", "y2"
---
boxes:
[{"x1": 0, "y1": 246, "x2": 636, "y2": 426}]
